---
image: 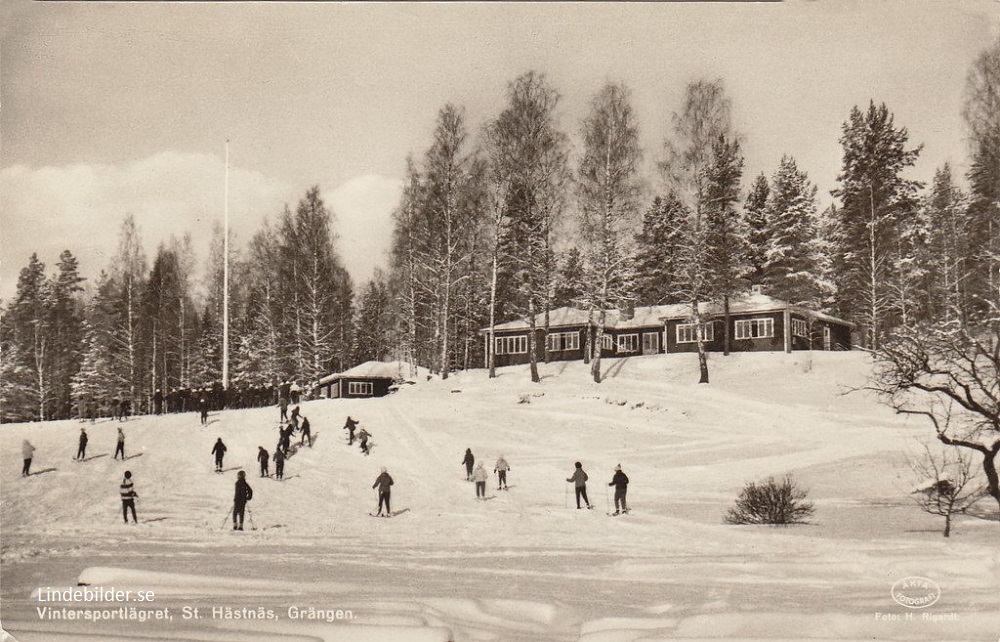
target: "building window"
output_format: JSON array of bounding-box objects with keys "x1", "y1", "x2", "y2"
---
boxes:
[
  {"x1": 642, "y1": 332, "x2": 659, "y2": 353},
  {"x1": 601, "y1": 334, "x2": 614, "y2": 350},
  {"x1": 495, "y1": 335, "x2": 528, "y2": 355},
  {"x1": 547, "y1": 331, "x2": 580, "y2": 352},
  {"x1": 617, "y1": 333, "x2": 639, "y2": 353},
  {"x1": 734, "y1": 317, "x2": 775, "y2": 340},
  {"x1": 676, "y1": 322, "x2": 714, "y2": 344},
  {"x1": 792, "y1": 318, "x2": 808, "y2": 338},
  {"x1": 348, "y1": 381, "x2": 373, "y2": 396}
]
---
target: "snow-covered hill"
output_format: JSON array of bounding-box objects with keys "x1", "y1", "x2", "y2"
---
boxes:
[{"x1": 2, "y1": 352, "x2": 998, "y2": 641}]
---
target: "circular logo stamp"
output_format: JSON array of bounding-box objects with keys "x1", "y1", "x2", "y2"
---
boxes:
[{"x1": 891, "y1": 577, "x2": 941, "y2": 609}]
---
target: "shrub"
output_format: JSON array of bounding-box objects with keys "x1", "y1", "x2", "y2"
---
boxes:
[{"x1": 725, "y1": 475, "x2": 815, "y2": 525}]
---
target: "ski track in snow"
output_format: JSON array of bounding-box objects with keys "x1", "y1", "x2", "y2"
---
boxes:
[{"x1": 2, "y1": 352, "x2": 999, "y2": 641}]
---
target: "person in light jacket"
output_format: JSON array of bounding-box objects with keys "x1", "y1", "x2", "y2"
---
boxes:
[
  {"x1": 21, "y1": 440, "x2": 35, "y2": 476},
  {"x1": 566, "y1": 461, "x2": 591, "y2": 509},
  {"x1": 472, "y1": 462, "x2": 489, "y2": 499},
  {"x1": 494, "y1": 455, "x2": 510, "y2": 490}
]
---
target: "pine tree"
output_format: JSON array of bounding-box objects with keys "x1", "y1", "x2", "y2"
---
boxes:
[
  {"x1": 354, "y1": 270, "x2": 392, "y2": 363},
  {"x1": 633, "y1": 193, "x2": 689, "y2": 306},
  {"x1": 763, "y1": 155, "x2": 826, "y2": 308},
  {"x1": 552, "y1": 248, "x2": 587, "y2": 308},
  {"x1": 2, "y1": 254, "x2": 52, "y2": 420},
  {"x1": 743, "y1": 173, "x2": 770, "y2": 286},
  {"x1": 832, "y1": 101, "x2": 922, "y2": 349}
]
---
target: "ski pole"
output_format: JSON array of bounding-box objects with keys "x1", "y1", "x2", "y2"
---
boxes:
[
  {"x1": 221, "y1": 505, "x2": 233, "y2": 529},
  {"x1": 247, "y1": 507, "x2": 257, "y2": 531}
]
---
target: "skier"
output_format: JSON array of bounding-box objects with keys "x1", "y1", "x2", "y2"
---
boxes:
[
  {"x1": 290, "y1": 405, "x2": 301, "y2": 430},
  {"x1": 120, "y1": 470, "x2": 138, "y2": 524},
  {"x1": 372, "y1": 467, "x2": 394, "y2": 517},
  {"x1": 257, "y1": 446, "x2": 270, "y2": 477},
  {"x1": 344, "y1": 416, "x2": 358, "y2": 445},
  {"x1": 114, "y1": 427, "x2": 125, "y2": 460},
  {"x1": 119, "y1": 398, "x2": 130, "y2": 422},
  {"x1": 232, "y1": 471, "x2": 253, "y2": 530},
  {"x1": 212, "y1": 437, "x2": 227, "y2": 472},
  {"x1": 21, "y1": 440, "x2": 35, "y2": 477},
  {"x1": 608, "y1": 464, "x2": 629, "y2": 515},
  {"x1": 280, "y1": 423, "x2": 293, "y2": 456},
  {"x1": 462, "y1": 448, "x2": 475, "y2": 481},
  {"x1": 472, "y1": 462, "x2": 488, "y2": 499},
  {"x1": 273, "y1": 446, "x2": 285, "y2": 480},
  {"x1": 358, "y1": 427, "x2": 371, "y2": 455},
  {"x1": 199, "y1": 396, "x2": 208, "y2": 425},
  {"x1": 494, "y1": 454, "x2": 510, "y2": 490},
  {"x1": 279, "y1": 397, "x2": 289, "y2": 423},
  {"x1": 567, "y1": 461, "x2": 592, "y2": 509},
  {"x1": 299, "y1": 416, "x2": 312, "y2": 447},
  {"x1": 76, "y1": 428, "x2": 89, "y2": 461},
  {"x1": 154, "y1": 389, "x2": 164, "y2": 415}
]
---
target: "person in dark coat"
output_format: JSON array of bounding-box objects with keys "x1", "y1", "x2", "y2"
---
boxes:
[
  {"x1": 154, "y1": 389, "x2": 164, "y2": 415},
  {"x1": 372, "y1": 467, "x2": 394, "y2": 517},
  {"x1": 608, "y1": 464, "x2": 629, "y2": 515},
  {"x1": 289, "y1": 405, "x2": 301, "y2": 430},
  {"x1": 567, "y1": 461, "x2": 591, "y2": 509},
  {"x1": 344, "y1": 416, "x2": 358, "y2": 445},
  {"x1": 120, "y1": 470, "x2": 138, "y2": 524},
  {"x1": 273, "y1": 447, "x2": 285, "y2": 480},
  {"x1": 462, "y1": 448, "x2": 475, "y2": 481},
  {"x1": 199, "y1": 396, "x2": 208, "y2": 425},
  {"x1": 279, "y1": 424, "x2": 293, "y2": 456},
  {"x1": 279, "y1": 397, "x2": 289, "y2": 423},
  {"x1": 114, "y1": 427, "x2": 125, "y2": 460},
  {"x1": 232, "y1": 471, "x2": 253, "y2": 530},
  {"x1": 76, "y1": 428, "x2": 88, "y2": 461},
  {"x1": 120, "y1": 399, "x2": 130, "y2": 422},
  {"x1": 299, "y1": 416, "x2": 312, "y2": 447},
  {"x1": 212, "y1": 438, "x2": 227, "y2": 472},
  {"x1": 257, "y1": 446, "x2": 270, "y2": 477}
]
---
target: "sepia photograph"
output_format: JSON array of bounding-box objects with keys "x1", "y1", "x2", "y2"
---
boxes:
[{"x1": 1, "y1": 1, "x2": 999, "y2": 640}]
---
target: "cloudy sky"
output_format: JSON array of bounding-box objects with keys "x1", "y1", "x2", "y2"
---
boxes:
[{"x1": 1, "y1": 1, "x2": 998, "y2": 304}]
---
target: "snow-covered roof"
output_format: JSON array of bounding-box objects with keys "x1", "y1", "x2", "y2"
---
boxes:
[
  {"x1": 481, "y1": 294, "x2": 854, "y2": 333},
  {"x1": 317, "y1": 361, "x2": 402, "y2": 385}
]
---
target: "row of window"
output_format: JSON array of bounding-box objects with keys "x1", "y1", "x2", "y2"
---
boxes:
[
  {"x1": 493, "y1": 316, "x2": 820, "y2": 354},
  {"x1": 347, "y1": 381, "x2": 373, "y2": 396}
]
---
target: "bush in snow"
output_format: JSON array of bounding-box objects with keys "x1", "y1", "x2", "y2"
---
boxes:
[
  {"x1": 909, "y1": 442, "x2": 986, "y2": 538},
  {"x1": 725, "y1": 475, "x2": 815, "y2": 525}
]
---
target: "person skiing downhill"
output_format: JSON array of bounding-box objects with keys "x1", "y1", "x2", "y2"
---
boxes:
[
  {"x1": 608, "y1": 464, "x2": 629, "y2": 515},
  {"x1": 473, "y1": 462, "x2": 488, "y2": 499},
  {"x1": 344, "y1": 416, "x2": 358, "y2": 445},
  {"x1": 358, "y1": 428, "x2": 371, "y2": 455},
  {"x1": 120, "y1": 470, "x2": 138, "y2": 524},
  {"x1": 279, "y1": 424, "x2": 293, "y2": 456},
  {"x1": 21, "y1": 440, "x2": 35, "y2": 476},
  {"x1": 494, "y1": 455, "x2": 510, "y2": 490},
  {"x1": 212, "y1": 438, "x2": 227, "y2": 472},
  {"x1": 273, "y1": 447, "x2": 285, "y2": 480},
  {"x1": 372, "y1": 467, "x2": 394, "y2": 517},
  {"x1": 199, "y1": 396, "x2": 208, "y2": 425},
  {"x1": 299, "y1": 416, "x2": 312, "y2": 447},
  {"x1": 290, "y1": 405, "x2": 301, "y2": 430},
  {"x1": 257, "y1": 446, "x2": 270, "y2": 477},
  {"x1": 114, "y1": 427, "x2": 125, "y2": 460},
  {"x1": 567, "y1": 462, "x2": 592, "y2": 509},
  {"x1": 76, "y1": 428, "x2": 88, "y2": 461},
  {"x1": 462, "y1": 448, "x2": 475, "y2": 481},
  {"x1": 232, "y1": 470, "x2": 253, "y2": 530}
]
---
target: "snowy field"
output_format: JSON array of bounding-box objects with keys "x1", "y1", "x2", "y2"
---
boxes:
[{"x1": 2, "y1": 352, "x2": 998, "y2": 641}]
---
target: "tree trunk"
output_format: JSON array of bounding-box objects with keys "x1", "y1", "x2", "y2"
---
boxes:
[
  {"x1": 528, "y1": 297, "x2": 540, "y2": 384},
  {"x1": 723, "y1": 294, "x2": 731, "y2": 356},
  {"x1": 693, "y1": 299, "x2": 709, "y2": 384},
  {"x1": 592, "y1": 309, "x2": 605, "y2": 384}
]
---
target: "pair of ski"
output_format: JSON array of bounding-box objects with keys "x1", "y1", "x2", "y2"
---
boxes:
[{"x1": 607, "y1": 509, "x2": 631, "y2": 517}]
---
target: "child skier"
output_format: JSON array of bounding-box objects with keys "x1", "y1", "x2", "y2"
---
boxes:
[
  {"x1": 472, "y1": 462, "x2": 488, "y2": 499},
  {"x1": 494, "y1": 454, "x2": 510, "y2": 490},
  {"x1": 462, "y1": 448, "x2": 475, "y2": 481},
  {"x1": 114, "y1": 427, "x2": 125, "y2": 460},
  {"x1": 567, "y1": 461, "x2": 592, "y2": 509},
  {"x1": 21, "y1": 440, "x2": 35, "y2": 476},
  {"x1": 76, "y1": 428, "x2": 88, "y2": 461},
  {"x1": 372, "y1": 467, "x2": 394, "y2": 517},
  {"x1": 358, "y1": 428, "x2": 371, "y2": 455},
  {"x1": 120, "y1": 470, "x2": 138, "y2": 524},
  {"x1": 344, "y1": 416, "x2": 358, "y2": 445},
  {"x1": 299, "y1": 416, "x2": 312, "y2": 447},
  {"x1": 257, "y1": 446, "x2": 270, "y2": 477},
  {"x1": 608, "y1": 464, "x2": 629, "y2": 515},
  {"x1": 273, "y1": 447, "x2": 285, "y2": 480},
  {"x1": 232, "y1": 471, "x2": 253, "y2": 530},
  {"x1": 212, "y1": 437, "x2": 227, "y2": 472}
]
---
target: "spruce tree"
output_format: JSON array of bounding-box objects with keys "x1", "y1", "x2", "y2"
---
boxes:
[{"x1": 743, "y1": 173, "x2": 770, "y2": 286}]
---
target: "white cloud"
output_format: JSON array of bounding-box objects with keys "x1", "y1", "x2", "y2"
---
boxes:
[{"x1": 0, "y1": 154, "x2": 401, "y2": 302}]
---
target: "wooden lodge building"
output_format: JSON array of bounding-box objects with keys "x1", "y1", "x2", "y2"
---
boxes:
[
  {"x1": 480, "y1": 291, "x2": 854, "y2": 368},
  {"x1": 316, "y1": 361, "x2": 401, "y2": 399}
]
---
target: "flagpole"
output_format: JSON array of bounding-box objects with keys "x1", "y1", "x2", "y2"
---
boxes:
[{"x1": 222, "y1": 140, "x2": 230, "y2": 393}]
